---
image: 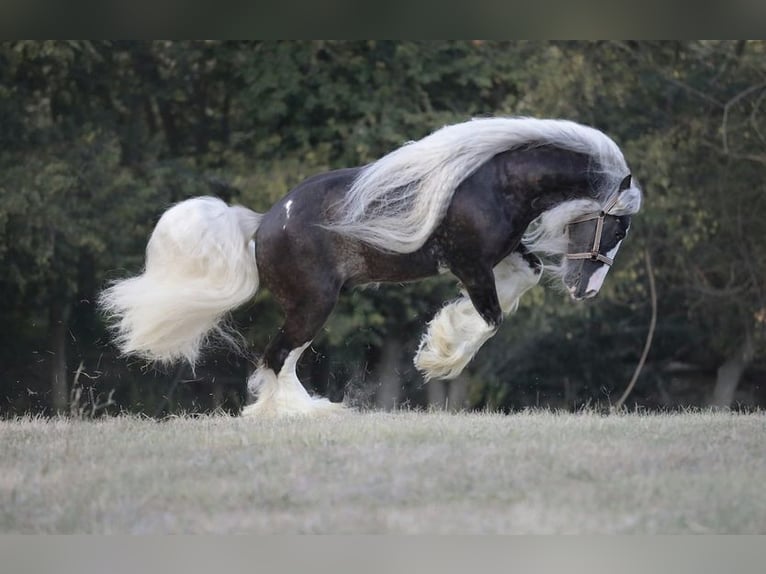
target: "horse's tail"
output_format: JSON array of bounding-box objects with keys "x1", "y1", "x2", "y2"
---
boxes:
[{"x1": 99, "y1": 197, "x2": 262, "y2": 367}]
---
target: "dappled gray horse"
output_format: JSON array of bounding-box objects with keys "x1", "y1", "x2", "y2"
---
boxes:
[{"x1": 100, "y1": 118, "x2": 642, "y2": 416}]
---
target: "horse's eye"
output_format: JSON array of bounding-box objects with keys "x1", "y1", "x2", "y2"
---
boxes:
[{"x1": 616, "y1": 230, "x2": 625, "y2": 240}]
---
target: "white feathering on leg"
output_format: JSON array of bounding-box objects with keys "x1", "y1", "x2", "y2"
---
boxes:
[
  {"x1": 242, "y1": 343, "x2": 345, "y2": 418},
  {"x1": 414, "y1": 253, "x2": 541, "y2": 380},
  {"x1": 413, "y1": 298, "x2": 497, "y2": 381}
]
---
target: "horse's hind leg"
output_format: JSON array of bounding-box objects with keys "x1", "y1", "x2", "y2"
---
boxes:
[
  {"x1": 242, "y1": 283, "x2": 344, "y2": 418},
  {"x1": 414, "y1": 249, "x2": 542, "y2": 380}
]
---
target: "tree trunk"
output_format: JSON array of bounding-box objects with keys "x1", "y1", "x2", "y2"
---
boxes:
[
  {"x1": 427, "y1": 373, "x2": 470, "y2": 411},
  {"x1": 427, "y1": 379, "x2": 447, "y2": 410},
  {"x1": 711, "y1": 332, "x2": 755, "y2": 408},
  {"x1": 447, "y1": 372, "x2": 469, "y2": 411},
  {"x1": 211, "y1": 379, "x2": 224, "y2": 410},
  {"x1": 374, "y1": 338, "x2": 404, "y2": 410},
  {"x1": 49, "y1": 301, "x2": 69, "y2": 414},
  {"x1": 129, "y1": 45, "x2": 182, "y2": 158}
]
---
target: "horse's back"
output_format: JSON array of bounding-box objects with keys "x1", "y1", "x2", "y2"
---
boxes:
[{"x1": 258, "y1": 166, "x2": 360, "y2": 233}]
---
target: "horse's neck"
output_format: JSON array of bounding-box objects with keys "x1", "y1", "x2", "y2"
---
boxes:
[{"x1": 495, "y1": 146, "x2": 595, "y2": 223}]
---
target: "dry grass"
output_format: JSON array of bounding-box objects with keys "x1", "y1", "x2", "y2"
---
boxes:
[{"x1": 1, "y1": 410, "x2": 764, "y2": 533}]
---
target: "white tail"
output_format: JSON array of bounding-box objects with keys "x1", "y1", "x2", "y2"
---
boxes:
[{"x1": 99, "y1": 197, "x2": 262, "y2": 366}]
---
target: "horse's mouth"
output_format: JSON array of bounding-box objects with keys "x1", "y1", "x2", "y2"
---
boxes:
[{"x1": 568, "y1": 285, "x2": 599, "y2": 301}]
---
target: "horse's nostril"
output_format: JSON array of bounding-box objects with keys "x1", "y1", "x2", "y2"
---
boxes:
[{"x1": 585, "y1": 289, "x2": 598, "y2": 298}]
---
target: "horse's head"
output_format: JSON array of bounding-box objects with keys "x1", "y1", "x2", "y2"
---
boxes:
[{"x1": 562, "y1": 174, "x2": 640, "y2": 301}]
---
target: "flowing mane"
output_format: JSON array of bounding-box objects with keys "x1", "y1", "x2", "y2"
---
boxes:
[{"x1": 329, "y1": 117, "x2": 637, "y2": 253}]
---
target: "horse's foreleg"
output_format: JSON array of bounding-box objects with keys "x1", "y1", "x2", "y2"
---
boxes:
[
  {"x1": 414, "y1": 263, "x2": 500, "y2": 381},
  {"x1": 493, "y1": 247, "x2": 543, "y2": 314},
  {"x1": 414, "y1": 250, "x2": 542, "y2": 381},
  {"x1": 242, "y1": 290, "x2": 344, "y2": 418}
]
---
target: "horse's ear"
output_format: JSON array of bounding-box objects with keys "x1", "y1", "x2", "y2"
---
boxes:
[{"x1": 619, "y1": 174, "x2": 632, "y2": 192}]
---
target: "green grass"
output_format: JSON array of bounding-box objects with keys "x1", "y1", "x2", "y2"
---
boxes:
[{"x1": 1, "y1": 410, "x2": 764, "y2": 533}]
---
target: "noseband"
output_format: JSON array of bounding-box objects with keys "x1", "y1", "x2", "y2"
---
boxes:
[{"x1": 565, "y1": 192, "x2": 621, "y2": 266}]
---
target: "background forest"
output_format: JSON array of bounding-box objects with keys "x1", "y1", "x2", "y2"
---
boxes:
[{"x1": 1, "y1": 40, "x2": 764, "y2": 417}]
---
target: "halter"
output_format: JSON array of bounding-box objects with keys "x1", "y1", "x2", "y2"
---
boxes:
[{"x1": 565, "y1": 191, "x2": 621, "y2": 266}]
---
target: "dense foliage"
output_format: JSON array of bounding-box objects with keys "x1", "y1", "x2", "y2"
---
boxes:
[{"x1": 1, "y1": 41, "x2": 764, "y2": 416}]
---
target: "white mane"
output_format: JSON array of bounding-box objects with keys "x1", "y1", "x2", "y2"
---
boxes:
[{"x1": 330, "y1": 117, "x2": 638, "y2": 253}]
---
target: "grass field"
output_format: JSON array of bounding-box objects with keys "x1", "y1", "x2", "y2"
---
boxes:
[{"x1": 1, "y1": 410, "x2": 764, "y2": 533}]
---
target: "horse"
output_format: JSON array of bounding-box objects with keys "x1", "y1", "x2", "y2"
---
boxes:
[{"x1": 99, "y1": 117, "x2": 642, "y2": 417}]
